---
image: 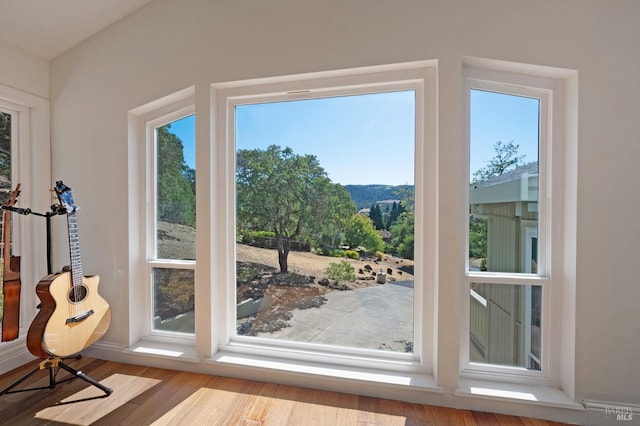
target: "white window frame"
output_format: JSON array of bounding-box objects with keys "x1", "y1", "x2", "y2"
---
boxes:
[
  {"x1": 124, "y1": 60, "x2": 577, "y2": 410},
  {"x1": 0, "y1": 83, "x2": 50, "y2": 364},
  {"x1": 0, "y1": 100, "x2": 24, "y2": 338},
  {"x1": 128, "y1": 87, "x2": 196, "y2": 346},
  {"x1": 211, "y1": 62, "x2": 437, "y2": 373},
  {"x1": 461, "y1": 65, "x2": 565, "y2": 386}
]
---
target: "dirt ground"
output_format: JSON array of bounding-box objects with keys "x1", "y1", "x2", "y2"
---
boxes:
[
  {"x1": 155, "y1": 221, "x2": 417, "y2": 336},
  {"x1": 235, "y1": 243, "x2": 414, "y2": 335},
  {"x1": 236, "y1": 243, "x2": 414, "y2": 286}
]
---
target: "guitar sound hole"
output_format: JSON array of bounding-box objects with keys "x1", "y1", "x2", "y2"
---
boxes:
[{"x1": 68, "y1": 285, "x2": 89, "y2": 303}]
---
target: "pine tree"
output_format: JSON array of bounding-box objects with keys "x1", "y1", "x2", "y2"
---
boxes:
[{"x1": 369, "y1": 204, "x2": 384, "y2": 230}]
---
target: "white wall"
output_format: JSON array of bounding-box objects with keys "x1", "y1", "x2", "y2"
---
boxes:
[
  {"x1": 47, "y1": 0, "x2": 640, "y2": 412},
  {"x1": 0, "y1": 39, "x2": 48, "y2": 98},
  {"x1": 0, "y1": 40, "x2": 50, "y2": 373}
]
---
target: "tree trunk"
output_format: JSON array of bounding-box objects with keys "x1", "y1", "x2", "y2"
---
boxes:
[
  {"x1": 275, "y1": 234, "x2": 290, "y2": 273},
  {"x1": 278, "y1": 248, "x2": 289, "y2": 273}
]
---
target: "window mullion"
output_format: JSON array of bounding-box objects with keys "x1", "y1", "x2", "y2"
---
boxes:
[{"x1": 465, "y1": 273, "x2": 549, "y2": 286}]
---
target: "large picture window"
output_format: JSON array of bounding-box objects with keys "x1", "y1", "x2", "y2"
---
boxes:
[
  {"x1": 234, "y1": 91, "x2": 416, "y2": 353},
  {"x1": 214, "y1": 63, "x2": 437, "y2": 369}
]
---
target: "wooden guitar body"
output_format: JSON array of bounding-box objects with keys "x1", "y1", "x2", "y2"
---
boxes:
[
  {"x1": 1, "y1": 184, "x2": 22, "y2": 342},
  {"x1": 27, "y1": 271, "x2": 111, "y2": 358},
  {"x1": 1, "y1": 255, "x2": 21, "y2": 341}
]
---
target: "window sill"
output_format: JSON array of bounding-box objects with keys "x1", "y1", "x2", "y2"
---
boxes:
[
  {"x1": 124, "y1": 340, "x2": 199, "y2": 362},
  {"x1": 209, "y1": 350, "x2": 439, "y2": 390},
  {"x1": 456, "y1": 377, "x2": 583, "y2": 411},
  {"x1": 90, "y1": 343, "x2": 585, "y2": 422},
  {"x1": 119, "y1": 342, "x2": 580, "y2": 411}
]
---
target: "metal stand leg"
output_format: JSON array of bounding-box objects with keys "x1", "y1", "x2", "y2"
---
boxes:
[
  {"x1": 57, "y1": 360, "x2": 112, "y2": 396},
  {"x1": 0, "y1": 355, "x2": 112, "y2": 398}
]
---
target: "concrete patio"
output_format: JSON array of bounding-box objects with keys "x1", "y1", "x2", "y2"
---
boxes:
[{"x1": 253, "y1": 281, "x2": 414, "y2": 352}]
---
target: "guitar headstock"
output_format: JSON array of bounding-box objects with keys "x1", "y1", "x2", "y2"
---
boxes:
[
  {"x1": 54, "y1": 181, "x2": 78, "y2": 214},
  {"x1": 6, "y1": 184, "x2": 21, "y2": 208}
]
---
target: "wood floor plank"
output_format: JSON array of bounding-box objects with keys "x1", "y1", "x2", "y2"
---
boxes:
[
  {"x1": 284, "y1": 388, "x2": 317, "y2": 425},
  {"x1": 266, "y1": 382, "x2": 303, "y2": 425},
  {"x1": 357, "y1": 395, "x2": 409, "y2": 425},
  {"x1": 34, "y1": 373, "x2": 161, "y2": 425},
  {"x1": 237, "y1": 381, "x2": 280, "y2": 424},
  {"x1": 401, "y1": 401, "x2": 435, "y2": 425},
  {"x1": 125, "y1": 370, "x2": 215, "y2": 425},
  {"x1": 424, "y1": 404, "x2": 478, "y2": 425},
  {"x1": 0, "y1": 357, "x2": 572, "y2": 426}
]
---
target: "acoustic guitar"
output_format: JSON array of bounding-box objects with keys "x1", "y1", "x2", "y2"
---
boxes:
[
  {"x1": 1, "y1": 184, "x2": 22, "y2": 342},
  {"x1": 27, "y1": 181, "x2": 111, "y2": 358}
]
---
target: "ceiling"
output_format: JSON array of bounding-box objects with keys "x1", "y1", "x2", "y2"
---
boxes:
[{"x1": 0, "y1": 0, "x2": 154, "y2": 59}]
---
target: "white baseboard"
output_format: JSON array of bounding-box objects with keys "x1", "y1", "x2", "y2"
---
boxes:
[
  {"x1": 583, "y1": 400, "x2": 640, "y2": 425},
  {"x1": 0, "y1": 338, "x2": 37, "y2": 376}
]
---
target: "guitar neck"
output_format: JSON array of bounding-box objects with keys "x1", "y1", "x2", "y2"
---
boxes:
[{"x1": 67, "y1": 211, "x2": 83, "y2": 285}]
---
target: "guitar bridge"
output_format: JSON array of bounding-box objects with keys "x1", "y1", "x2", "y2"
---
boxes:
[{"x1": 66, "y1": 309, "x2": 94, "y2": 324}]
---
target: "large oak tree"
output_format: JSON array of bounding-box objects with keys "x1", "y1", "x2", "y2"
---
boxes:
[{"x1": 236, "y1": 145, "x2": 354, "y2": 273}]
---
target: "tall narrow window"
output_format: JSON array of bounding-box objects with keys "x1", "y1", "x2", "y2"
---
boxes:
[
  {"x1": 150, "y1": 113, "x2": 196, "y2": 334},
  {"x1": 233, "y1": 90, "x2": 417, "y2": 354},
  {"x1": 0, "y1": 110, "x2": 14, "y2": 337},
  {"x1": 467, "y1": 83, "x2": 547, "y2": 373}
]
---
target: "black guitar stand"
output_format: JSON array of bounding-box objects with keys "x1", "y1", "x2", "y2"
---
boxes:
[
  {"x1": 0, "y1": 355, "x2": 112, "y2": 400},
  {"x1": 0, "y1": 203, "x2": 113, "y2": 399},
  {"x1": 2, "y1": 203, "x2": 66, "y2": 275}
]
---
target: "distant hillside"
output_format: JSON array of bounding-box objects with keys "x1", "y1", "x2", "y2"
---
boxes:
[{"x1": 344, "y1": 184, "x2": 414, "y2": 210}]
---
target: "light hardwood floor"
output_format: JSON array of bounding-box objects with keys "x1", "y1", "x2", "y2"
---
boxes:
[{"x1": 0, "y1": 357, "x2": 568, "y2": 425}]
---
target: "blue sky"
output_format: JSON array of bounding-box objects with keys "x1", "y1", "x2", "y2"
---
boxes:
[
  {"x1": 235, "y1": 91, "x2": 416, "y2": 186},
  {"x1": 168, "y1": 114, "x2": 196, "y2": 169},
  {"x1": 168, "y1": 89, "x2": 539, "y2": 185},
  {"x1": 470, "y1": 89, "x2": 539, "y2": 174}
]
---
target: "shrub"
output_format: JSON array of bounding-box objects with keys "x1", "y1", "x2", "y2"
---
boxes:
[
  {"x1": 316, "y1": 247, "x2": 335, "y2": 256},
  {"x1": 375, "y1": 250, "x2": 385, "y2": 261},
  {"x1": 325, "y1": 260, "x2": 356, "y2": 283},
  {"x1": 344, "y1": 250, "x2": 359, "y2": 260},
  {"x1": 244, "y1": 230, "x2": 275, "y2": 240},
  {"x1": 317, "y1": 247, "x2": 352, "y2": 258}
]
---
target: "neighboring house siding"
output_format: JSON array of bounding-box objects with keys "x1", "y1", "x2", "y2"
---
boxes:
[
  {"x1": 481, "y1": 202, "x2": 537, "y2": 274},
  {"x1": 488, "y1": 205, "x2": 519, "y2": 273},
  {"x1": 472, "y1": 282, "x2": 526, "y2": 367},
  {"x1": 469, "y1": 162, "x2": 539, "y2": 367}
]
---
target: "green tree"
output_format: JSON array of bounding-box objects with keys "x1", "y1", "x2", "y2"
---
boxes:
[
  {"x1": 236, "y1": 145, "x2": 353, "y2": 273},
  {"x1": 0, "y1": 113, "x2": 10, "y2": 315},
  {"x1": 472, "y1": 140, "x2": 525, "y2": 183},
  {"x1": 389, "y1": 210, "x2": 414, "y2": 259},
  {"x1": 468, "y1": 215, "x2": 487, "y2": 258},
  {"x1": 314, "y1": 182, "x2": 356, "y2": 248},
  {"x1": 386, "y1": 187, "x2": 414, "y2": 259},
  {"x1": 0, "y1": 112, "x2": 11, "y2": 188},
  {"x1": 385, "y1": 201, "x2": 405, "y2": 230},
  {"x1": 369, "y1": 204, "x2": 384, "y2": 230},
  {"x1": 157, "y1": 125, "x2": 196, "y2": 227},
  {"x1": 344, "y1": 214, "x2": 384, "y2": 253}
]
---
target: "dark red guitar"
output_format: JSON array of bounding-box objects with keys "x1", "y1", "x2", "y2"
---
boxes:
[{"x1": 1, "y1": 184, "x2": 22, "y2": 342}]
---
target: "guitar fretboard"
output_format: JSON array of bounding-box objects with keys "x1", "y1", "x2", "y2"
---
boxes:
[{"x1": 67, "y1": 211, "x2": 83, "y2": 288}]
